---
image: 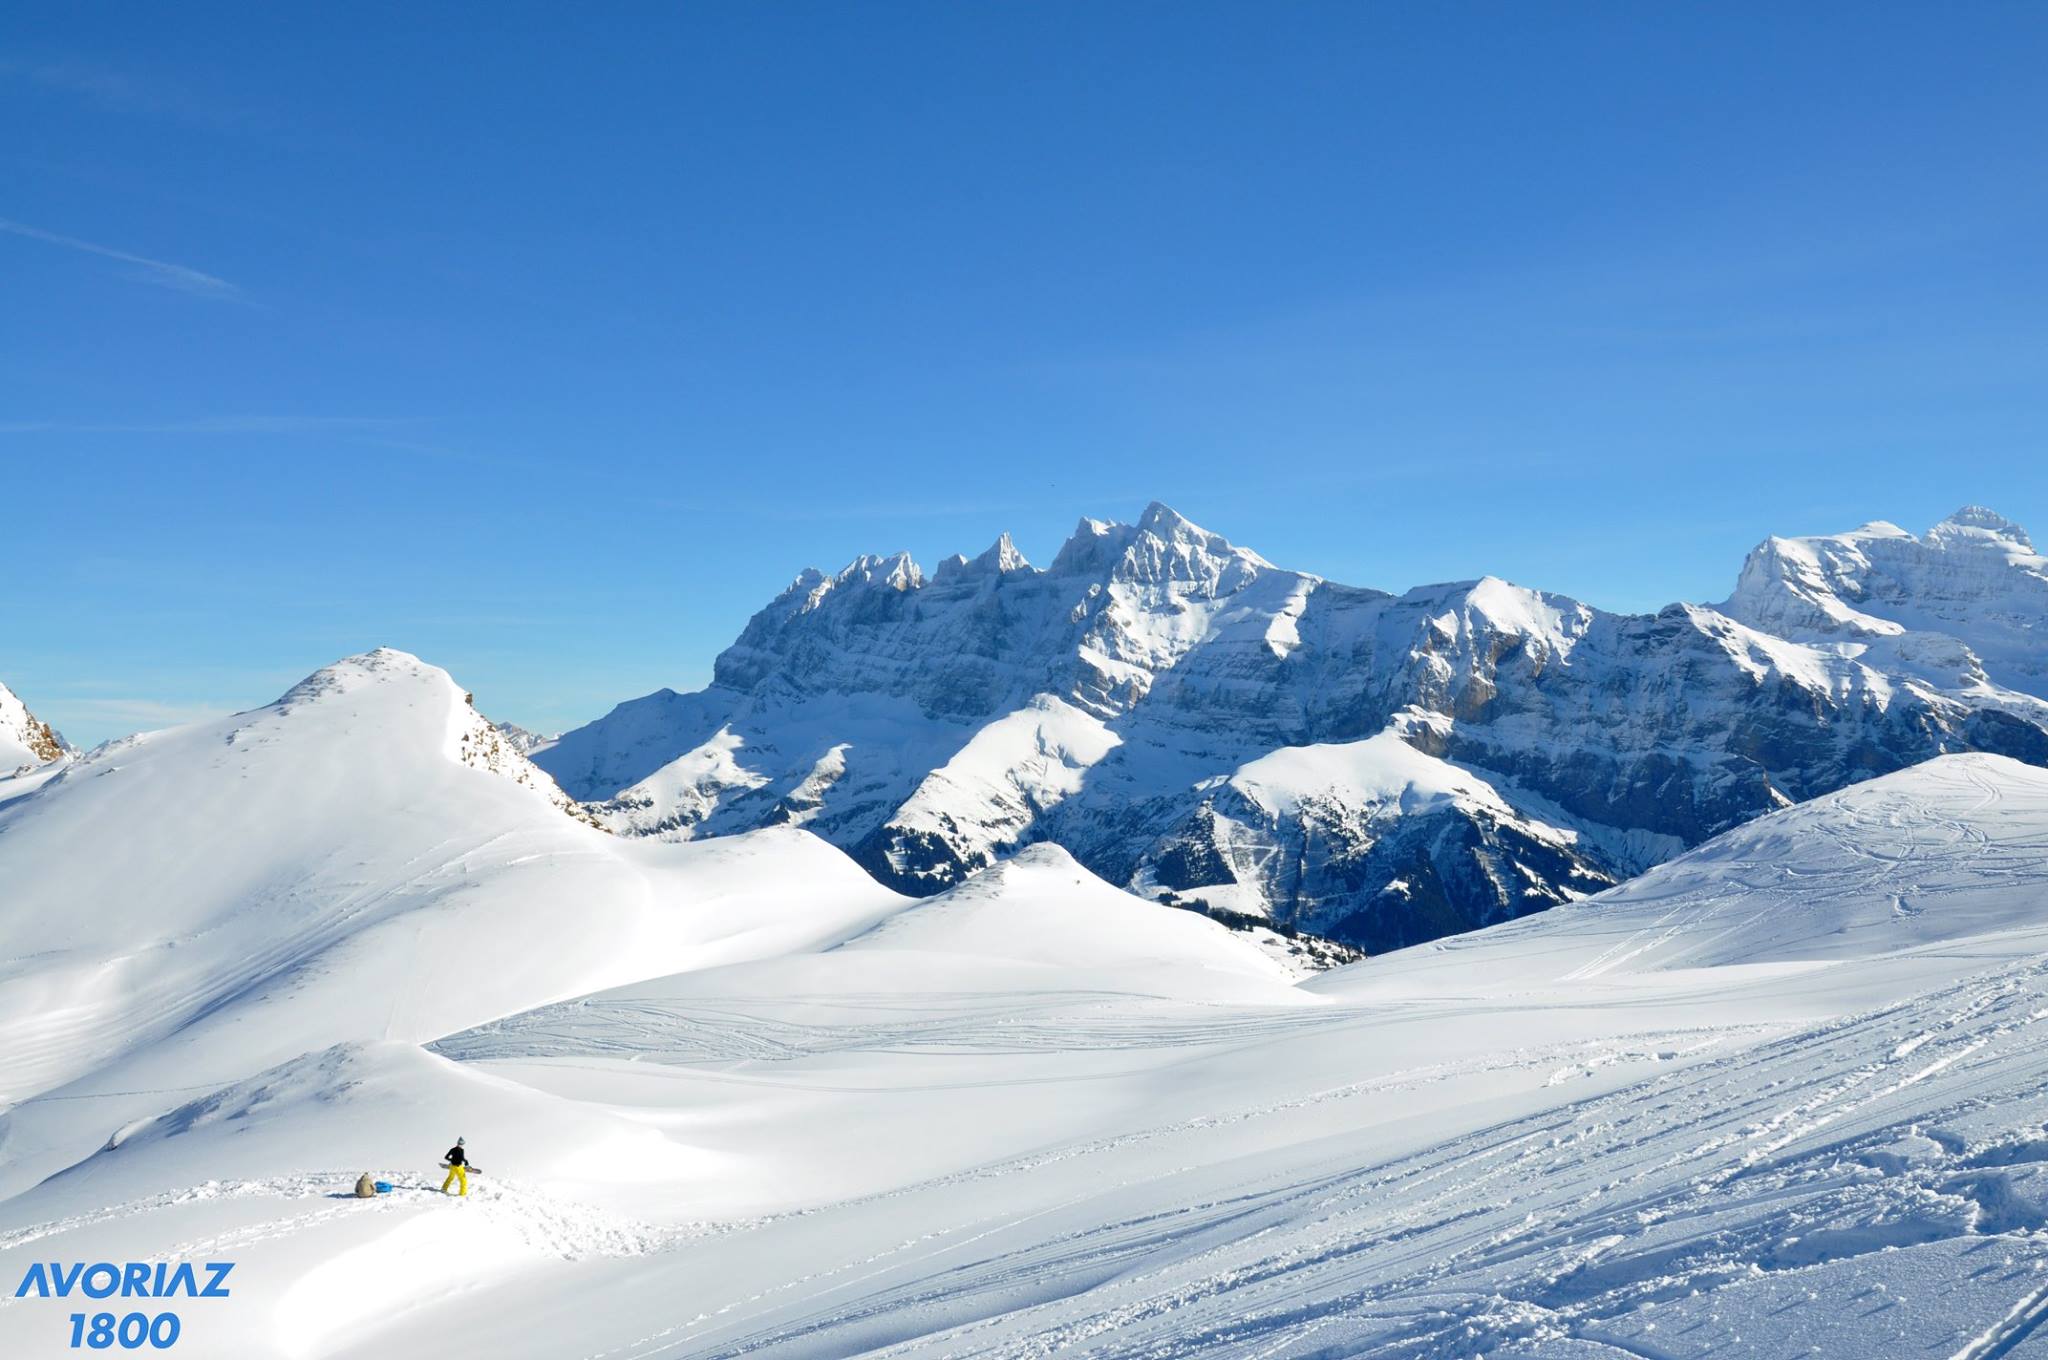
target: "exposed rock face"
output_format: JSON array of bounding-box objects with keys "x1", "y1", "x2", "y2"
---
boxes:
[
  {"x1": 535, "y1": 506, "x2": 2048, "y2": 951},
  {"x1": 0, "y1": 678, "x2": 68, "y2": 773}
]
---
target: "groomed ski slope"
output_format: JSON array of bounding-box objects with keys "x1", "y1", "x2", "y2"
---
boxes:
[{"x1": 1, "y1": 658, "x2": 2046, "y2": 1358}]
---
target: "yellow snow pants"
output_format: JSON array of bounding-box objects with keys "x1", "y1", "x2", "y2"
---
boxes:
[{"x1": 441, "y1": 1165, "x2": 467, "y2": 1196}]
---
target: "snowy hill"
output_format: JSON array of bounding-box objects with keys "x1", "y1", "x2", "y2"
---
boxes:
[
  {"x1": 0, "y1": 676, "x2": 66, "y2": 774},
  {"x1": 11, "y1": 752, "x2": 2048, "y2": 1357},
  {"x1": 1318, "y1": 752, "x2": 2048, "y2": 997},
  {"x1": 536, "y1": 504, "x2": 2048, "y2": 951},
  {"x1": 831, "y1": 842, "x2": 1311, "y2": 992},
  {"x1": 0, "y1": 648, "x2": 908, "y2": 1193}
]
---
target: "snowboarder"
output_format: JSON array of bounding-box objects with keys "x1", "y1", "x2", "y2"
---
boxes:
[{"x1": 440, "y1": 1137, "x2": 476, "y2": 1196}]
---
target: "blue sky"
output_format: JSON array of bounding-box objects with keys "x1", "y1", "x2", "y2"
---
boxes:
[{"x1": 5, "y1": 3, "x2": 2046, "y2": 746}]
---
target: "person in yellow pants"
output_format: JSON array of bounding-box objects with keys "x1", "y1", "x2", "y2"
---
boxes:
[{"x1": 440, "y1": 1136, "x2": 472, "y2": 1195}]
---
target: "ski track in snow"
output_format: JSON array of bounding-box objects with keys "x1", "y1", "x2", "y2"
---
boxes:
[
  {"x1": 1949, "y1": 1277, "x2": 2048, "y2": 1360},
  {"x1": 16, "y1": 920, "x2": 2048, "y2": 1357},
  {"x1": 433, "y1": 991, "x2": 1357, "y2": 1066},
  {"x1": 11, "y1": 955, "x2": 2048, "y2": 1359},
  {"x1": 383, "y1": 928, "x2": 2048, "y2": 1359}
]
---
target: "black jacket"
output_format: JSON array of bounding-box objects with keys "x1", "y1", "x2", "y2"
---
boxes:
[{"x1": 445, "y1": 1146, "x2": 467, "y2": 1166}]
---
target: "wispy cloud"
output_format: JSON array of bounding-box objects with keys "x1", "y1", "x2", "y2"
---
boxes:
[
  {"x1": 10, "y1": 58, "x2": 155, "y2": 112},
  {"x1": 0, "y1": 217, "x2": 240, "y2": 298},
  {"x1": 0, "y1": 415, "x2": 401, "y2": 435},
  {"x1": 356, "y1": 435, "x2": 559, "y2": 475},
  {"x1": 49, "y1": 697, "x2": 234, "y2": 730},
  {"x1": 0, "y1": 56, "x2": 231, "y2": 125}
]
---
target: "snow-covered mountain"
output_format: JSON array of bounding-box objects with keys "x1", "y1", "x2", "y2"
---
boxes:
[
  {"x1": 493, "y1": 719, "x2": 559, "y2": 756},
  {"x1": 0, "y1": 648, "x2": 916, "y2": 1187},
  {"x1": 535, "y1": 504, "x2": 2048, "y2": 951},
  {"x1": 0, "y1": 676, "x2": 66, "y2": 774},
  {"x1": 1722, "y1": 503, "x2": 2048, "y2": 699}
]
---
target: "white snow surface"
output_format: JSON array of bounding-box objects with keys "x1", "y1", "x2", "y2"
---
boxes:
[{"x1": 9, "y1": 693, "x2": 2048, "y2": 1359}]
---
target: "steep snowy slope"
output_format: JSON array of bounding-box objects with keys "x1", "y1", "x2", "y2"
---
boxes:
[
  {"x1": 0, "y1": 676, "x2": 66, "y2": 774},
  {"x1": 11, "y1": 754, "x2": 2048, "y2": 1358},
  {"x1": 0, "y1": 648, "x2": 908, "y2": 1194},
  {"x1": 537, "y1": 504, "x2": 2048, "y2": 950}
]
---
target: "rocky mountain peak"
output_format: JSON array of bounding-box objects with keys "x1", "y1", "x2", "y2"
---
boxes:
[
  {"x1": 1929, "y1": 504, "x2": 2035, "y2": 554},
  {"x1": 272, "y1": 646, "x2": 441, "y2": 711},
  {"x1": 1040, "y1": 502, "x2": 1277, "y2": 595},
  {"x1": 1137, "y1": 500, "x2": 1199, "y2": 535},
  {"x1": 935, "y1": 532, "x2": 1034, "y2": 582},
  {"x1": 1123, "y1": 502, "x2": 1275, "y2": 582},
  {"x1": 762, "y1": 554, "x2": 927, "y2": 624},
  {"x1": 261, "y1": 649, "x2": 584, "y2": 818},
  {"x1": 834, "y1": 552, "x2": 925, "y2": 592},
  {"x1": 0, "y1": 678, "x2": 68, "y2": 772},
  {"x1": 1720, "y1": 506, "x2": 2048, "y2": 702},
  {"x1": 1050, "y1": 516, "x2": 1142, "y2": 576}
]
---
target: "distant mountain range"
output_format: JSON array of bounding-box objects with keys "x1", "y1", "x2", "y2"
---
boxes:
[
  {"x1": 4, "y1": 503, "x2": 2040, "y2": 955},
  {"x1": 528, "y1": 503, "x2": 2048, "y2": 952}
]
